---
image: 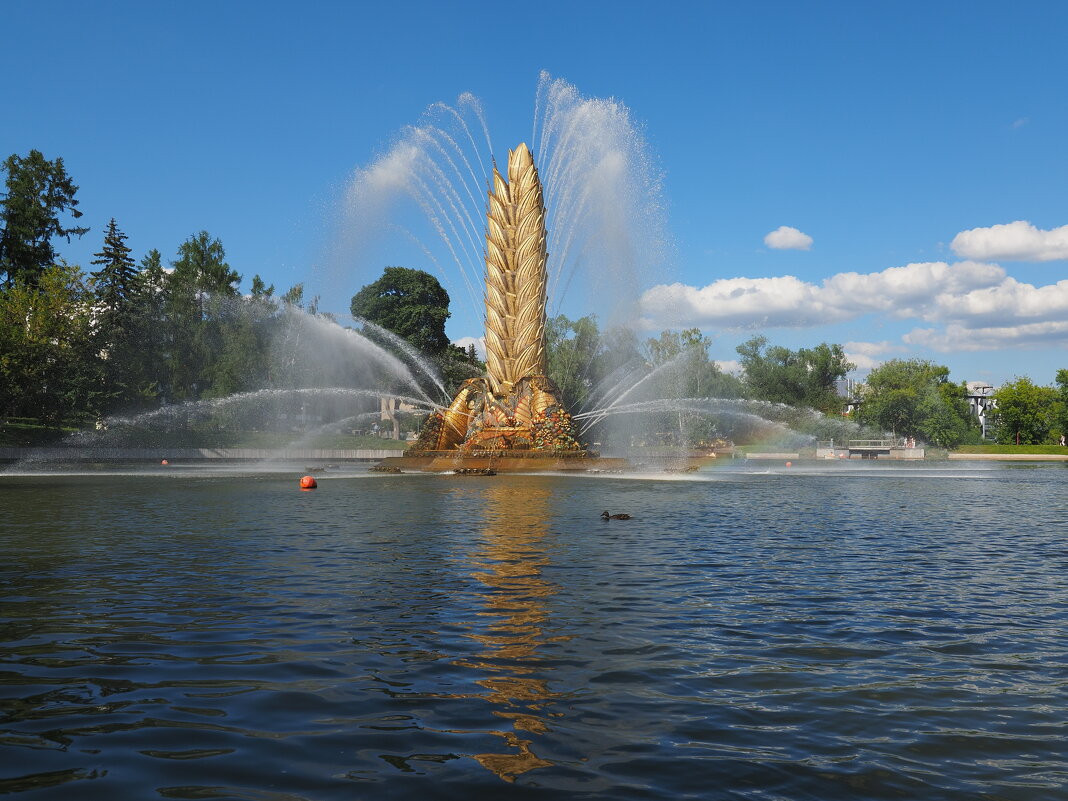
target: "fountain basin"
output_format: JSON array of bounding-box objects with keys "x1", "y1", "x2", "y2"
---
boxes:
[{"x1": 376, "y1": 449, "x2": 629, "y2": 473}]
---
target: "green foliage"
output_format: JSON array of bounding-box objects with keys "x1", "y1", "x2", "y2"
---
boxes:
[
  {"x1": 547, "y1": 315, "x2": 609, "y2": 411},
  {"x1": 90, "y1": 219, "x2": 154, "y2": 412},
  {"x1": 250, "y1": 274, "x2": 274, "y2": 298},
  {"x1": 1055, "y1": 369, "x2": 1068, "y2": 439},
  {"x1": 0, "y1": 150, "x2": 89, "y2": 287},
  {"x1": 349, "y1": 266, "x2": 482, "y2": 399},
  {"x1": 544, "y1": 314, "x2": 647, "y2": 413},
  {"x1": 736, "y1": 335, "x2": 853, "y2": 413},
  {"x1": 0, "y1": 262, "x2": 100, "y2": 423},
  {"x1": 171, "y1": 230, "x2": 240, "y2": 295},
  {"x1": 991, "y1": 377, "x2": 1061, "y2": 445},
  {"x1": 855, "y1": 358, "x2": 978, "y2": 448},
  {"x1": 437, "y1": 342, "x2": 484, "y2": 395},
  {"x1": 350, "y1": 266, "x2": 451, "y2": 355},
  {"x1": 643, "y1": 328, "x2": 745, "y2": 401}
]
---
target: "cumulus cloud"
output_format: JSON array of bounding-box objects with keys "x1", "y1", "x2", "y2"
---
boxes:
[
  {"x1": 640, "y1": 260, "x2": 1005, "y2": 330},
  {"x1": 904, "y1": 320, "x2": 1068, "y2": 352},
  {"x1": 453, "y1": 336, "x2": 486, "y2": 359},
  {"x1": 842, "y1": 341, "x2": 907, "y2": 371},
  {"x1": 714, "y1": 359, "x2": 742, "y2": 375},
  {"x1": 951, "y1": 220, "x2": 1068, "y2": 262},
  {"x1": 764, "y1": 225, "x2": 813, "y2": 250},
  {"x1": 641, "y1": 260, "x2": 1068, "y2": 353}
]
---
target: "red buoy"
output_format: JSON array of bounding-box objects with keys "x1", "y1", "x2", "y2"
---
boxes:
[
  {"x1": 161, "y1": 459, "x2": 169, "y2": 465},
  {"x1": 300, "y1": 475, "x2": 318, "y2": 489},
  {"x1": 785, "y1": 461, "x2": 793, "y2": 468}
]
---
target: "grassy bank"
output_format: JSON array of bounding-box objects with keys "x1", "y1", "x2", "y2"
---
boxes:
[
  {"x1": 953, "y1": 444, "x2": 1068, "y2": 455},
  {"x1": 0, "y1": 420, "x2": 79, "y2": 447}
]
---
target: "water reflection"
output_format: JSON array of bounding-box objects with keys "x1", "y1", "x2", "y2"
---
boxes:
[{"x1": 459, "y1": 483, "x2": 560, "y2": 782}]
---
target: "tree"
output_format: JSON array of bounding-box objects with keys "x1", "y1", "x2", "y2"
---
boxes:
[
  {"x1": 89, "y1": 219, "x2": 146, "y2": 412},
  {"x1": 642, "y1": 328, "x2": 745, "y2": 400},
  {"x1": 350, "y1": 266, "x2": 451, "y2": 355},
  {"x1": 130, "y1": 249, "x2": 170, "y2": 404},
  {"x1": 1055, "y1": 369, "x2": 1068, "y2": 441},
  {"x1": 161, "y1": 232, "x2": 241, "y2": 399},
  {"x1": 992, "y1": 377, "x2": 1060, "y2": 445},
  {"x1": 171, "y1": 230, "x2": 240, "y2": 296},
  {"x1": 1, "y1": 150, "x2": 89, "y2": 287},
  {"x1": 736, "y1": 335, "x2": 853, "y2": 413},
  {"x1": 0, "y1": 262, "x2": 99, "y2": 423},
  {"x1": 250, "y1": 274, "x2": 274, "y2": 298},
  {"x1": 547, "y1": 314, "x2": 608, "y2": 412},
  {"x1": 856, "y1": 359, "x2": 978, "y2": 447},
  {"x1": 90, "y1": 219, "x2": 138, "y2": 305}
]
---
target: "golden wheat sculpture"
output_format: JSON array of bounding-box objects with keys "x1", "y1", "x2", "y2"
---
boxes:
[
  {"x1": 484, "y1": 143, "x2": 549, "y2": 397},
  {"x1": 408, "y1": 143, "x2": 583, "y2": 454}
]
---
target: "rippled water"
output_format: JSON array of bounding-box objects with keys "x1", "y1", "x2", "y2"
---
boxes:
[{"x1": 2, "y1": 462, "x2": 1067, "y2": 799}]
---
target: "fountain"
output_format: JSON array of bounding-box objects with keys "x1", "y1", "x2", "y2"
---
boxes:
[
  {"x1": 2, "y1": 76, "x2": 879, "y2": 472},
  {"x1": 378, "y1": 143, "x2": 627, "y2": 472}
]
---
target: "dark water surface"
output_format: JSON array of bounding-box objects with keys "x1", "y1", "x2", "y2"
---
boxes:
[{"x1": 2, "y1": 462, "x2": 1067, "y2": 800}]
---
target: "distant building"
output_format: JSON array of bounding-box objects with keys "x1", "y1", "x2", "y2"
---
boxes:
[
  {"x1": 836, "y1": 377, "x2": 863, "y2": 415},
  {"x1": 835, "y1": 377, "x2": 857, "y2": 398},
  {"x1": 966, "y1": 381, "x2": 997, "y2": 439}
]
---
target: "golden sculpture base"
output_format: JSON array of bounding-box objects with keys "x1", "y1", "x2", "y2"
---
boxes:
[{"x1": 375, "y1": 451, "x2": 630, "y2": 474}]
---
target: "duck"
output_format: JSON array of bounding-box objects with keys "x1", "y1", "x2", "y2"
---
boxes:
[{"x1": 601, "y1": 511, "x2": 632, "y2": 520}]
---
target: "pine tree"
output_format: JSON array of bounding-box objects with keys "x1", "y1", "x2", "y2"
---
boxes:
[
  {"x1": 0, "y1": 150, "x2": 89, "y2": 287},
  {"x1": 90, "y1": 219, "x2": 145, "y2": 412},
  {"x1": 90, "y1": 218, "x2": 139, "y2": 320}
]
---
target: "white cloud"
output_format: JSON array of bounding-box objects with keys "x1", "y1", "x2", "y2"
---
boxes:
[
  {"x1": 639, "y1": 261, "x2": 1005, "y2": 330},
  {"x1": 904, "y1": 320, "x2": 1068, "y2": 352},
  {"x1": 843, "y1": 352, "x2": 882, "y2": 371},
  {"x1": 929, "y1": 276, "x2": 1068, "y2": 326},
  {"x1": 764, "y1": 226, "x2": 813, "y2": 251},
  {"x1": 714, "y1": 359, "x2": 742, "y2": 375},
  {"x1": 842, "y1": 340, "x2": 906, "y2": 357},
  {"x1": 1012, "y1": 117, "x2": 1030, "y2": 129},
  {"x1": 453, "y1": 335, "x2": 486, "y2": 359},
  {"x1": 640, "y1": 260, "x2": 1068, "y2": 353},
  {"x1": 951, "y1": 220, "x2": 1068, "y2": 262},
  {"x1": 842, "y1": 341, "x2": 907, "y2": 371}
]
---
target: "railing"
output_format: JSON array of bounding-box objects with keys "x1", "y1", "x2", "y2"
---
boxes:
[{"x1": 847, "y1": 439, "x2": 896, "y2": 449}]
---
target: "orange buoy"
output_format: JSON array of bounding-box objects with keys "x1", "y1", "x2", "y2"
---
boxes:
[
  {"x1": 300, "y1": 475, "x2": 318, "y2": 489},
  {"x1": 785, "y1": 461, "x2": 793, "y2": 468},
  {"x1": 161, "y1": 459, "x2": 169, "y2": 465}
]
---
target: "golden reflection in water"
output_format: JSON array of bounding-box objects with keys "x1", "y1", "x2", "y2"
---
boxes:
[{"x1": 459, "y1": 483, "x2": 562, "y2": 782}]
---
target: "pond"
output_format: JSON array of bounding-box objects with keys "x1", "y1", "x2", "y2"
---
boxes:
[{"x1": 2, "y1": 461, "x2": 1066, "y2": 799}]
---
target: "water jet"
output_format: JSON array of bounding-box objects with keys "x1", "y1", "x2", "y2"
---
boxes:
[{"x1": 378, "y1": 143, "x2": 626, "y2": 473}]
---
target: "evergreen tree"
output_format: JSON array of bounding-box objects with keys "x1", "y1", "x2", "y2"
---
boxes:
[
  {"x1": 164, "y1": 232, "x2": 239, "y2": 399},
  {"x1": 90, "y1": 219, "x2": 139, "y2": 328},
  {"x1": 0, "y1": 150, "x2": 89, "y2": 287},
  {"x1": 89, "y1": 220, "x2": 150, "y2": 412},
  {"x1": 133, "y1": 249, "x2": 171, "y2": 404},
  {"x1": 171, "y1": 230, "x2": 240, "y2": 296}
]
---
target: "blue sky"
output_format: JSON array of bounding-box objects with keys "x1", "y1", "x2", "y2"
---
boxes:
[{"x1": 3, "y1": 0, "x2": 1066, "y2": 387}]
